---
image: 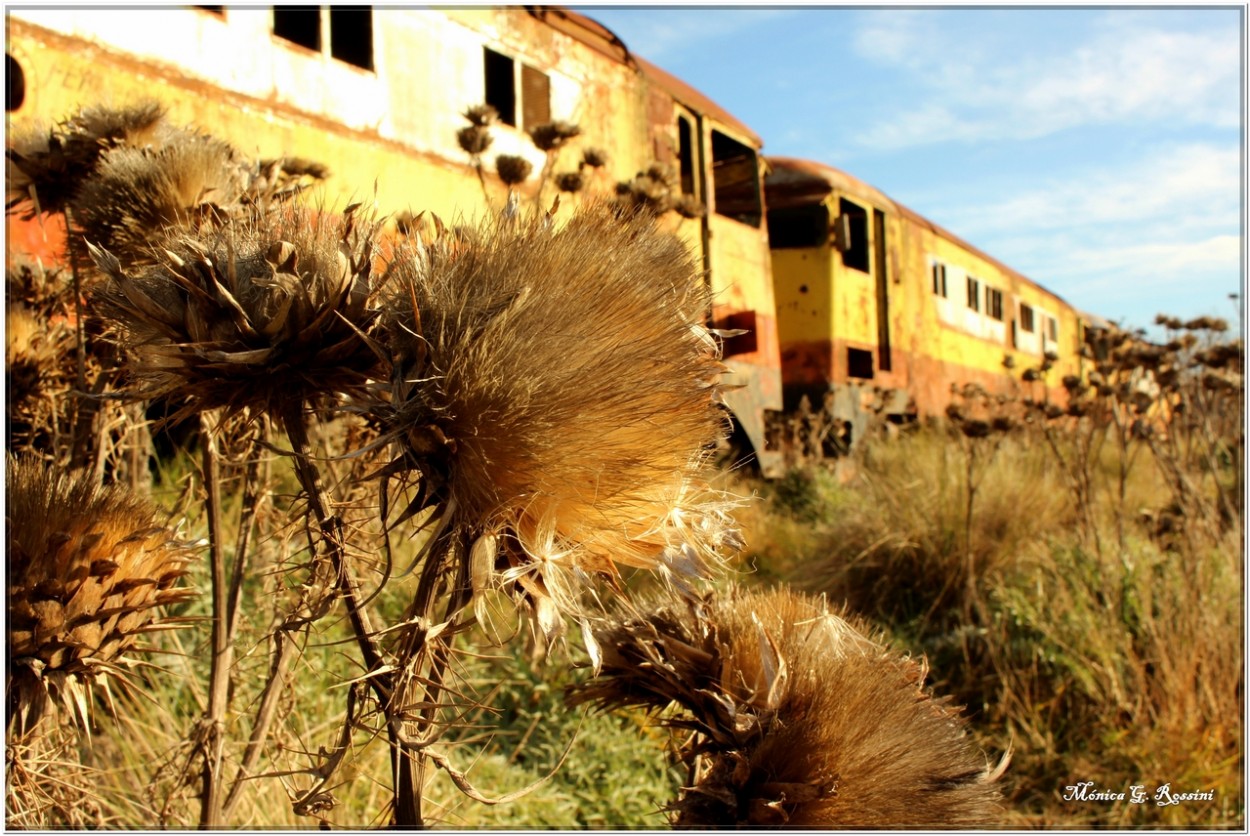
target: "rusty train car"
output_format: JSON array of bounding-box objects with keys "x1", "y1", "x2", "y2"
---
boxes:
[{"x1": 5, "y1": 6, "x2": 1085, "y2": 477}]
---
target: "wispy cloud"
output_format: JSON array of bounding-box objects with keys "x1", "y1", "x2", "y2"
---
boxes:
[
  {"x1": 937, "y1": 143, "x2": 1240, "y2": 236},
  {"x1": 851, "y1": 10, "x2": 1240, "y2": 148}
]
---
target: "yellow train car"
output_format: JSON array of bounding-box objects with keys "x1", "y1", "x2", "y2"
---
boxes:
[
  {"x1": 5, "y1": 6, "x2": 785, "y2": 475},
  {"x1": 764, "y1": 156, "x2": 1082, "y2": 448}
]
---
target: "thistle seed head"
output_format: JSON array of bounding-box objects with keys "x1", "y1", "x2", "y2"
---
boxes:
[
  {"x1": 378, "y1": 204, "x2": 733, "y2": 629},
  {"x1": 495, "y1": 154, "x2": 533, "y2": 186},
  {"x1": 7, "y1": 454, "x2": 197, "y2": 734},
  {"x1": 570, "y1": 586, "x2": 1006, "y2": 828},
  {"x1": 457, "y1": 125, "x2": 494, "y2": 157},
  {"x1": 72, "y1": 130, "x2": 251, "y2": 264},
  {"x1": 529, "y1": 121, "x2": 581, "y2": 152},
  {"x1": 6, "y1": 101, "x2": 168, "y2": 219},
  {"x1": 462, "y1": 104, "x2": 500, "y2": 127},
  {"x1": 90, "y1": 204, "x2": 387, "y2": 422}
]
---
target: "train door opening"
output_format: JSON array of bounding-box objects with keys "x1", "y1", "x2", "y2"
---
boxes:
[{"x1": 873, "y1": 208, "x2": 892, "y2": 371}]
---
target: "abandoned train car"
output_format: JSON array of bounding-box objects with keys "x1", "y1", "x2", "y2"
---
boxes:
[
  {"x1": 6, "y1": 6, "x2": 1089, "y2": 473},
  {"x1": 763, "y1": 157, "x2": 1082, "y2": 450}
]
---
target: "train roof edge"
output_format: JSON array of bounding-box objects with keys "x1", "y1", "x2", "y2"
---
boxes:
[
  {"x1": 526, "y1": 6, "x2": 762, "y2": 147},
  {"x1": 765, "y1": 155, "x2": 1079, "y2": 315}
]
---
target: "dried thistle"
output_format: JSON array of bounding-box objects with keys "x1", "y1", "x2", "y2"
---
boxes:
[
  {"x1": 569, "y1": 586, "x2": 1006, "y2": 827},
  {"x1": 6, "y1": 101, "x2": 168, "y2": 219},
  {"x1": 580, "y1": 147, "x2": 608, "y2": 169},
  {"x1": 6, "y1": 454, "x2": 198, "y2": 736},
  {"x1": 554, "y1": 171, "x2": 585, "y2": 193},
  {"x1": 377, "y1": 204, "x2": 734, "y2": 634},
  {"x1": 528, "y1": 121, "x2": 581, "y2": 152},
  {"x1": 673, "y1": 194, "x2": 706, "y2": 220},
  {"x1": 462, "y1": 104, "x2": 500, "y2": 127},
  {"x1": 457, "y1": 125, "x2": 494, "y2": 157},
  {"x1": 495, "y1": 154, "x2": 533, "y2": 187},
  {"x1": 90, "y1": 204, "x2": 387, "y2": 422},
  {"x1": 72, "y1": 130, "x2": 251, "y2": 264}
]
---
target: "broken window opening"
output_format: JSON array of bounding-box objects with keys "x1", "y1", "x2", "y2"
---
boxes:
[
  {"x1": 710, "y1": 129, "x2": 761, "y2": 227},
  {"x1": 837, "y1": 198, "x2": 869, "y2": 273},
  {"x1": 966, "y1": 276, "x2": 981, "y2": 312},
  {"x1": 6, "y1": 54, "x2": 24, "y2": 112},
  {"x1": 677, "y1": 114, "x2": 696, "y2": 196},
  {"x1": 1020, "y1": 303, "x2": 1036, "y2": 333},
  {"x1": 484, "y1": 47, "x2": 517, "y2": 126},
  {"x1": 273, "y1": 6, "x2": 320, "y2": 52},
  {"x1": 330, "y1": 6, "x2": 373, "y2": 71},
  {"x1": 767, "y1": 203, "x2": 829, "y2": 249},
  {"x1": 931, "y1": 261, "x2": 947, "y2": 297},
  {"x1": 847, "y1": 347, "x2": 875, "y2": 380},
  {"x1": 986, "y1": 287, "x2": 1004, "y2": 321}
]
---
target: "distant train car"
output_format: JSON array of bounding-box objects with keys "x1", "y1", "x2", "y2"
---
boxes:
[
  {"x1": 763, "y1": 156, "x2": 1084, "y2": 452},
  {"x1": 5, "y1": 6, "x2": 785, "y2": 475}
]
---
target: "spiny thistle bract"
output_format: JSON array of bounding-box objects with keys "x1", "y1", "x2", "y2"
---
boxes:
[
  {"x1": 376, "y1": 205, "x2": 736, "y2": 632},
  {"x1": 90, "y1": 204, "x2": 387, "y2": 423},
  {"x1": 6, "y1": 455, "x2": 198, "y2": 736},
  {"x1": 569, "y1": 586, "x2": 1007, "y2": 828},
  {"x1": 6, "y1": 101, "x2": 168, "y2": 218}
]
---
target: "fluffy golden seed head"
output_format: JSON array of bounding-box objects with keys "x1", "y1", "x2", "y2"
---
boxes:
[
  {"x1": 571, "y1": 586, "x2": 1006, "y2": 828},
  {"x1": 379, "y1": 204, "x2": 733, "y2": 619}
]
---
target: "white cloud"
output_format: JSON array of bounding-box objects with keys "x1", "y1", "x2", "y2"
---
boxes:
[
  {"x1": 930, "y1": 143, "x2": 1240, "y2": 237},
  {"x1": 850, "y1": 11, "x2": 1240, "y2": 148}
]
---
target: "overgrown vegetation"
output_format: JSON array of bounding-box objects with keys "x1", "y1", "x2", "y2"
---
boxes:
[
  {"x1": 6, "y1": 100, "x2": 1239, "y2": 829},
  {"x1": 739, "y1": 324, "x2": 1244, "y2": 827}
]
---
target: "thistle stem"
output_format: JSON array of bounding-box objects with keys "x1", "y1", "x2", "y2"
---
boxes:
[{"x1": 198, "y1": 412, "x2": 231, "y2": 829}]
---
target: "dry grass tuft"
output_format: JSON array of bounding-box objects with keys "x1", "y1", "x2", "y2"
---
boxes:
[{"x1": 570, "y1": 585, "x2": 1006, "y2": 828}]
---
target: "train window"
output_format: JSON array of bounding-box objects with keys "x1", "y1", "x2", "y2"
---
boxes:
[
  {"x1": 330, "y1": 6, "x2": 373, "y2": 71},
  {"x1": 837, "y1": 198, "x2": 869, "y2": 272},
  {"x1": 966, "y1": 276, "x2": 981, "y2": 312},
  {"x1": 931, "y1": 262, "x2": 948, "y2": 297},
  {"x1": 766, "y1": 204, "x2": 829, "y2": 249},
  {"x1": 6, "y1": 53, "x2": 24, "y2": 112},
  {"x1": 521, "y1": 64, "x2": 551, "y2": 130},
  {"x1": 484, "y1": 48, "x2": 517, "y2": 126},
  {"x1": 677, "y1": 114, "x2": 696, "y2": 196},
  {"x1": 710, "y1": 129, "x2": 761, "y2": 227},
  {"x1": 484, "y1": 49, "x2": 551, "y2": 131},
  {"x1": 273, "y1": 6, "x2": 320, "y2": 52},
  {"x1": 986, "y1": 287, "x2": 1004, "y2": 321},
  {"x1": 1020, "y1": 303, "x2": 1036, "y2": 333},
  {"x1": 847, "y1": 348, "x2": 874, "y2": 380}
]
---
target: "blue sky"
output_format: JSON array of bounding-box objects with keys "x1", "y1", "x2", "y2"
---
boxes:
[{"x1": 577, "y1": 6, "x2": 1244, "y2": 338}]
